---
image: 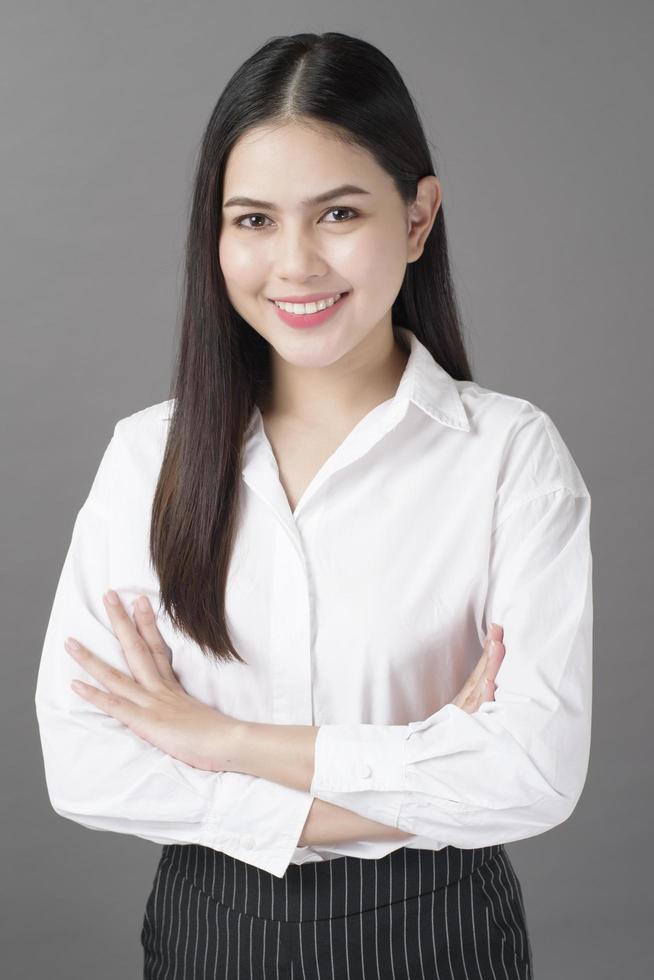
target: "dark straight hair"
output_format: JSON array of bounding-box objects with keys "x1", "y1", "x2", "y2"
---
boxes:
[{"x1": 150, "y1": 31, "x2": 474, "y2": 664}]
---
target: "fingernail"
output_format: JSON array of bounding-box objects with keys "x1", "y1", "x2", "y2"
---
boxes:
[
  {"x1": 490, "y1": 640, "x2": 502, "y2": 654},
  {"x1": 136, "y1": 595, "x2": 149, "y2": 612},
  {"x1": 105, "y1": 589, "x2": 120, "y2": 606}
]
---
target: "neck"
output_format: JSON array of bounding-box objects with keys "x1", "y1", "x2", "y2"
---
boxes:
[{"x1": 260, "y1": 324, "x2": 409, "y2": 427}]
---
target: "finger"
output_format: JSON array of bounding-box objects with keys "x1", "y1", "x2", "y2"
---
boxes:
[
  {"x1": 463, "y1": 636, "x2": 506, "y2": 704},
  {"x1": 70, "y1": 676, "x2": 149, "y2": 735},
  {"x1": 131, "y1": 596, "x2": 178, "y2": 683},
  {"x1": 487, "y1": 622, "x2": 504, "y2": 643},
  {"x1": 486, "y1": 638, "x2": 506, "y2": 676},
  {"x1": 478, "y1": 676, "x2": 497, "y2": 707},
  {"x1": 477, "y1": 642, "x2": 505, "y2": 700},
  {"x1": 462, "y1": 632, "x2": 501, "y2": 695},
  {"x1": 468, "y1": 675, "x2": 497, "y2": 712},
  {"x1": 460, "y1": 682, "x2": 487, "y2": 713},
  {"x1": 65, "y1": 639, "x2": 152, "y2": 707},
  {"x1": 103, "y1": 590, "x2": 163, "y2": 689},
  {"x1": 460, "y1": 654, "x2": 487, "y2": 697},
  {"x1": 472, "y1": 644, "x2": 504, "y2": 702},
  {"x1": 483, "y1": 675, "x2": 498, "y2": 697}
]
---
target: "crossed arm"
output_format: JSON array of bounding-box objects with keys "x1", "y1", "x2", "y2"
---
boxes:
[
  {"x1": 63, "y1": 589, "x2": 411, "y2": 849},
  {"x1": 228, "y1": 720, "x2": 412, "y2": 847}
]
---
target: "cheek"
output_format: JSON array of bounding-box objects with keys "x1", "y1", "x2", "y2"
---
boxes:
[
  {"x1": 345, "y1": 229, "x2": 407, "y2": 301},
  {"x1": 218, "y1": 234, "x2": 262, "y2": 289}
]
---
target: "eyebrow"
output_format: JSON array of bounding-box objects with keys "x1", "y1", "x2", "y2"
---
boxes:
[{"x1": 222, "y1": 184, "x2": 372, "y2": 210}]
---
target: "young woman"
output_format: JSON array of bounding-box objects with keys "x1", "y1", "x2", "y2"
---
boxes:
[{"x1": 35, "y1": 32, "x2": 592, "y2": 980}]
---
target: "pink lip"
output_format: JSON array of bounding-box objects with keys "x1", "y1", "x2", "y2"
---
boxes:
[{"x1": 269, "y1": 292, "x2": 350, "y2": 329}]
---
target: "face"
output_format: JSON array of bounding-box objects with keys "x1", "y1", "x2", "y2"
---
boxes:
[{"x1": 218, "y1": 119, "x2": 440, "y2": 372}]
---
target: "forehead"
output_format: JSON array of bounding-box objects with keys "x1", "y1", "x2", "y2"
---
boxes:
[{"x1": 222, "y1": 121, "x2": 387, "y2": 200}]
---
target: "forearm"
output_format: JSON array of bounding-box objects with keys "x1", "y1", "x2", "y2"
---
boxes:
[
  {"x1": 299, "y1": 797, "x2": 413, "y2": 847},
  {"x1": 227, "y1": 720, "x2": 319, "y2": 792},
  {"x1": 227, "y1": 721, "x2": 412, "y2": 848}
]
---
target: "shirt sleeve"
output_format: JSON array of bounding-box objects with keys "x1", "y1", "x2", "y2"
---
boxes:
[
  {"x1": 34, "y1": 421, "x2": 314, "y2": 878},
  {"x1": 309, "y1": 414, "x2": 593, "y2": 848}
]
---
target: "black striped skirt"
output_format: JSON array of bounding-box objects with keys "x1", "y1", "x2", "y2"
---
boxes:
[{"x1": 141, "y1": 842, "x2": 534, "y2": 978}]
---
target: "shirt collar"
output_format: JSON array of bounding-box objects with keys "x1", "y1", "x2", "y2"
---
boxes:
[
  {"x1": 392, "y1": 326, "x2": 470, "y2": 432},
  {"x1": 244, "y1": 324, "x2": 470, "y2": 439}
]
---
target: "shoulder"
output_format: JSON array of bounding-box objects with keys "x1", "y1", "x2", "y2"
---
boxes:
[
  {"x1": 111, "y1": 398, "x2": 174, "y2": 472},
  {"x1": 455, "y1": 379, "x2": 590, "y2": 514},
  {"x1": 86, "y1": 399, "x2": 174, "y2": 513},
  {"x1": 113, "y1": 398, "x2": 174, "y2": 446}
]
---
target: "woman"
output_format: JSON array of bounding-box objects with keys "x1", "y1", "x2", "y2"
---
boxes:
[{"x1": 35, "y1": 32, "x2": 592, "y2": 979}]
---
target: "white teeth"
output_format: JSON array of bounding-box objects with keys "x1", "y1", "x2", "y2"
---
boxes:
[{"x1": 273, "y1": 293, "x2": 342, "y2": 314}]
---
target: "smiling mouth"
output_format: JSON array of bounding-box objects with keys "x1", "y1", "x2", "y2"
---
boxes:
[
  {"x1": 268, "y1": 290, "x2": 351, "y2": 328},
  {"x1": 268, "y1": 292, "x2": 349, "y2": 312}
]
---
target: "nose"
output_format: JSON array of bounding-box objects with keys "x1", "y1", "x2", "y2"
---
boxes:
[{"x1": 273, "y1": 224, "x2": 329, "y2": 282}]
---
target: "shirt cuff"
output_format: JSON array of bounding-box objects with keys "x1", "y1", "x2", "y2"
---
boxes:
[
  {"x1": 197, "y1": 772, "x2": 315, "y2": 878},
  {"x1": 311, "y1": 723, "x2": 409, "y2": 799}
]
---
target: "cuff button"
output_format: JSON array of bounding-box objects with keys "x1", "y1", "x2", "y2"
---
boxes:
[{"x1": 358, "y1": 763, "x2": 373, "y2": 778}]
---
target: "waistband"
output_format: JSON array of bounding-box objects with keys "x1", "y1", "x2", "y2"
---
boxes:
[{"x1": 159, "y1": 843, "x2": 505, "y2": 923}]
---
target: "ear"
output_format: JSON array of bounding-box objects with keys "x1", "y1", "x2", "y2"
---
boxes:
[{"x1": 406, "y1": 175, "x2": 442, "y2": 262}]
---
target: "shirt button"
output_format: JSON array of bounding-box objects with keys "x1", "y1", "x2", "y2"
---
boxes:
[
  {"x1": 358, "y1": 763, "x2": 373, "y2": 778},
  {"x1": 240, "y1": 834, "x2": 255, "y2": 849}
]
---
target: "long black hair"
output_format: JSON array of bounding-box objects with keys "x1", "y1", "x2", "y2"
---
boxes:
[{"x1": 151, "y1": 32, "x2": 474, "y2": 664}]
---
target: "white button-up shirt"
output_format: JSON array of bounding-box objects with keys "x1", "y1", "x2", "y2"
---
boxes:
[{"x1": 35, "y1": 326, "x2": 593, "y2": 878}]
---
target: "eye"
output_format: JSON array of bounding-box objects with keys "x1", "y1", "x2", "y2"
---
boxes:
[
  {"x1": 232, "y1": 206, "x2": 359, "y2": 231},
  {"x1": 322, "y1": 206, "x2": 358, "y2": 223},
  {"x1": 233, "y1": 213, "x2": 273, "y2": 230}
]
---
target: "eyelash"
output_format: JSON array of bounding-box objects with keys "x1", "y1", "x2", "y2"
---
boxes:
[{"x1": 232, "y1": 207, "x2": 359, "y2": 231}]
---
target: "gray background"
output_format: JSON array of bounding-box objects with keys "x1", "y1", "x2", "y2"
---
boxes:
[{"x1": 2, "y1": 2, "x2": 651, "y2": 977}]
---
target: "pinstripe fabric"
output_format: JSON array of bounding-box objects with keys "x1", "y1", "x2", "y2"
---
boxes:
[{"x1": 141, "y1": 842, "x2": 534, "y2": 978}]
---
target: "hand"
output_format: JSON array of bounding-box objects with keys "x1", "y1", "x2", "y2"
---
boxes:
[
  {"x1": 451, "y1": 622, "x2": 506, "y2": 714},
  {"x1": 64, "y1": 589, "x2": 239, "y2": 773},
  {"x1": 299, "y1": 627, "x2": 508, "y2": 848}
]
